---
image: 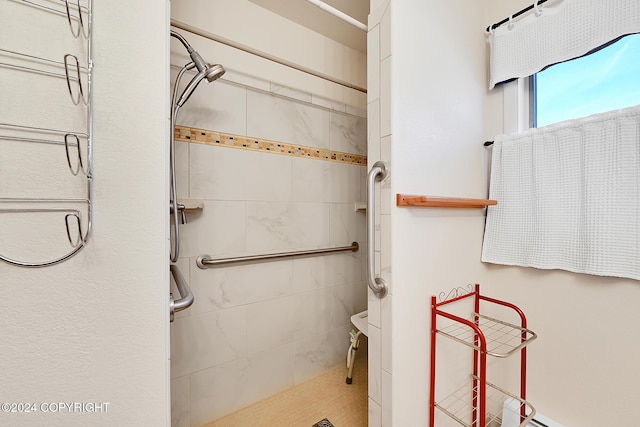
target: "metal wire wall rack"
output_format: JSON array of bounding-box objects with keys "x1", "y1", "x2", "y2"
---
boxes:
[
  {"x1": 0, "y1": 0, "x2": 93, "y2": 267},
  {"x1": 429, "y1": 284, "x2": 537, "y2": 427}
]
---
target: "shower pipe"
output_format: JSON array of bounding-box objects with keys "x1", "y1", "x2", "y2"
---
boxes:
[
  {"x1": 367, "y1": 161, "x2": 388, "y2": 298},
  {"x1": 170, "y1": 21, "x2": 367, "y2": 94},
  {"x1": 169, "y1": 30, "x2": 225, "y2": 262},
  {"x1": 196, "y1": 242, "x2": 359, "y2": 269}
]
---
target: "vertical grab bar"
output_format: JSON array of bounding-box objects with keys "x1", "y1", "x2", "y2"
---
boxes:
[{"x1": 367, "y1": 161, "x2": 388, "y2": 298}]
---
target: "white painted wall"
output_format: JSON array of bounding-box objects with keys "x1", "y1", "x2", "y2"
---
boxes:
[
  {"x1": 368, "y1": 0, "x2": 490, "y2": 425},
  {"x1": 486, "y1": 1, "x2": 640, "y2": 425},
  {"x1": 0, "y1": 1, "x2": 170, "y2": 426}
]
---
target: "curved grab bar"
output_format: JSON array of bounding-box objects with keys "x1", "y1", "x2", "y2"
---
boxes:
[
  {"x1": 169, "y1": 264, "x2": 194, "y2": 322},
  {"x1": 367, "y1": 161, "x2": 388, "y2": 298}
]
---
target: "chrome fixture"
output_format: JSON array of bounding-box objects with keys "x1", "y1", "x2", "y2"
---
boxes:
[
  {"x1": 197, "y1": 242, "x2": 359, "y2": 269},
  {"x1": 367, "y1": 161, "x2": 388, "y2": 298},
  {"x1": 169, "y1": 264, "x2": 194, "y2": 322},
  {"x1": 169, "y1": 30, "x2": 225, "y2": 263}
]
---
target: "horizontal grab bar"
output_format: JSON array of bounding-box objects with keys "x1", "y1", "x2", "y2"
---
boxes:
[
  {"x1": 169, "y1": 264, "x2": 194, "y2": 321},
  {"x1": 197, "y1": 242, "x2": 359, "y2": 269}
]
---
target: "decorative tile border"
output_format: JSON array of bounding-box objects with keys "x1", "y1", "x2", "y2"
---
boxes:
[{"x1": 174, "y1": 126, "x2": 367, "y2": 166}]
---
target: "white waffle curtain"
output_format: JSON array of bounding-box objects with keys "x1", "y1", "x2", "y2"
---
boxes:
[
  {"x1": 488, "y1": 0, "x2": 640, "y2": 89},
  {"x1": 481, "y1": 105, "x2": 640, "y2": 280}
]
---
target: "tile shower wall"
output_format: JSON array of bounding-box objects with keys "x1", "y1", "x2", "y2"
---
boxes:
[
  {"x1": 169, "y1": 68, "x2": 368, "y2": 427},
  {"x1": 368, "y1": 2, "x2": 393, "y2": 426}
]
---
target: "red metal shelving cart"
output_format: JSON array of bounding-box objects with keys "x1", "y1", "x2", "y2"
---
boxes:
[{"x1": 429, "y1": 284, "x2": 537, "y2": 427}]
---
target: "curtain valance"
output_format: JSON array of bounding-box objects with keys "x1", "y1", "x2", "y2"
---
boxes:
[{"x1": 488, "y1": 0, "x2": 640, "y2": 89}]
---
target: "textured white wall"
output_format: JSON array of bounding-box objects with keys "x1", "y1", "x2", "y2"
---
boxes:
[
  {"x1": 485, "y1": 1, "x2": 640, "y2": 425},
  {"x1": 0, "y1": 1, "x2": 170, "y2": 426}
]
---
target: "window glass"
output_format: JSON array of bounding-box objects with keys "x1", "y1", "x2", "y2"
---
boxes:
[{"x1": 535, "y1": 33, "x2": 640, "y2": 128}]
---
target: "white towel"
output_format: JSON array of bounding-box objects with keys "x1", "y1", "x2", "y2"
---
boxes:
[{"x1": 482, "y1": 105, "x2": 640, "y2": 280}]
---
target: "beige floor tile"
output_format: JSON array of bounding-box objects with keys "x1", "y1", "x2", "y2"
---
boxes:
[{"x1": 202, "y1": 352, "x2": 368, "y2": 427}]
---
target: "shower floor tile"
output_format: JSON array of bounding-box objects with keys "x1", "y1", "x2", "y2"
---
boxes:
[{"x1": 201, "y1": 352, "x2": 368, "y2": 427}]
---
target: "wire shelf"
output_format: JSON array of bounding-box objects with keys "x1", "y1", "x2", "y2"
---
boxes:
[
  {"x1": 435, "y1": 377, "x2": 536, "y2": 427},
  {"x1": 437, "y1": 314, "x2": 537, "y2": 358}
]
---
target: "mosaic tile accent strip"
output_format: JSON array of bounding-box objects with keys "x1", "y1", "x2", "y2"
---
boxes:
[{"x1": 175, "y1": 126, "x2": 367, "y2": 166}]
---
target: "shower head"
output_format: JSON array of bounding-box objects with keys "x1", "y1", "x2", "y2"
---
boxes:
[
  {"x1": 203, "y1": 63, "x2": 226, "y2": 82},
  {"x1": 171, "y1": 30, "x2": 226, "y2": 108},
  {"x1": 171, "y1": 30, "x2": 225, "y2": 78},
  {"x1": 175, "y1": 62, "x2": 225, "y2": 108}
]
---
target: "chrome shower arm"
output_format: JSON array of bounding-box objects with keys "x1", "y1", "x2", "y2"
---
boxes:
[
  {"x1": 170, "y1": 30, "x2": 193, "y2": 53},
  {"x1": 171, "y1": 30, "x2": 208, "y2": 73}
]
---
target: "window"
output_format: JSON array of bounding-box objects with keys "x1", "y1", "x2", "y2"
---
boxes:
[{"x1": 534, "y1": 33, "x2": 640, "y2": 128}]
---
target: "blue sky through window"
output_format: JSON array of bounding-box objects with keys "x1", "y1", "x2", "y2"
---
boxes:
[{"x1": 535, "y1": 33, "x2": 640, "y2": 127}]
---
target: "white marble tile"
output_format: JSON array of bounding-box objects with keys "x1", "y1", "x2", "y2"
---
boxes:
[
  {"x1": 189, "y1": 144, "x2": 292, "y2": 202},
  {"x1": 346, "y1": 105, "x2": 367, "y2": 119},
  {"x1": 380, "y1": 5, "x2": 391, "y2": 60},
  {"x1": 367, "y1": 26, "x2": 380, "y2": 104},
  {"x1": 246, "y1": 289, "x2": 333, "y2": 354},
  {"x1": 292, "y1": 157, "x2": 332, "y2": 203},
  {"x1": 246, "y1": 202, "x2": 330, "y2": 253},
  {"x1": 220, "y1": 69, "x2": 271, "y2": 92},
  {"x1": 179, "y1": 200, "x2": 246, "y2": 259},
  {"x1": 368, "y1": 324, "x2": 381, "y2": 404},
  {"x1": 331, "y1": 163, "x2": 362, "y2": 203},
  {"x1": 170, "y1": 307, "x2": 246, "y2": 378},
  {"x1": 360, "y1": 167, "x2": 368, "y2": 206},
  {"x1": 330, "y1": 284, "x2": 357, "y2": 329},
  {"x1": 381, "y1": 135, "x2": 392, "y2": 215},
  {"x1": 270, "y1": 83, "x2": 312, "y2": 103},
  {"x1": 189, "y1": 344, "x2": 294, "y2": 425},
  {"x1": 188, "y1": 259, "x2": 293, "y2": 314},
  {"x1": 368, "y1": 100, "x2": 381, "y2": 163},
  {"x1": 311, "y1": 95, "x2": 346, "y2": 112},
  {"x1": 381, "y1": 213, "x2": 391, "y2": 294},
  {"x1": 330, "y1": 203, "x2": 366, "y2": 245},
  {"x1": 330, "y1": 111, "x2": 367, "y2": 155},
  {"x1": 381, "y1": 294, "x2": 392, "y2": 374},
  {"x1": 170, "y1": 376, "x2": 190, "y2": 427},
  {"x1": 247, "y1": 89, "x2": 330, "y2": 150},
  {"x1": 172, "y1": 71, "x2": 247, "y2": 136},
  {"x1": 353, "y1": 280, "x2": 368, "y2": 314},
  {"x1": 368, "y1": 0, "x2": 390, "y2": 28},
  {"x1": 369, "y1": 398, "x2": 382, "y2": 427},
  {"x1": 175, "y1": 141, "x2": 190, "y2": 200},
  {"x1": 380, "y1": 57, "x2": 392, "y2": 138},
  {"x1": 292, "y1": 252, "x2": 362, "y2": 294},
  {"x1": 382, "y1": 370, "x2": 393, "y2": 427},
  {"x1": 293, "y1": 325, "x2": 351, "y2": 385},
  {"x1": 368, "y1": 287, "x2": 381, "y2": 329}
]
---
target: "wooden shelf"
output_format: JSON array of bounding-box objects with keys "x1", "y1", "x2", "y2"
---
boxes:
[{"x1": 396, "y1": 194, "x2": 497, "y2": 209}]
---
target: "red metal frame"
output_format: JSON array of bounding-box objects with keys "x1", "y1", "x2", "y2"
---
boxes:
[{"x1": 429, "y1": 284, "x2": 529, "y2": 427}]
